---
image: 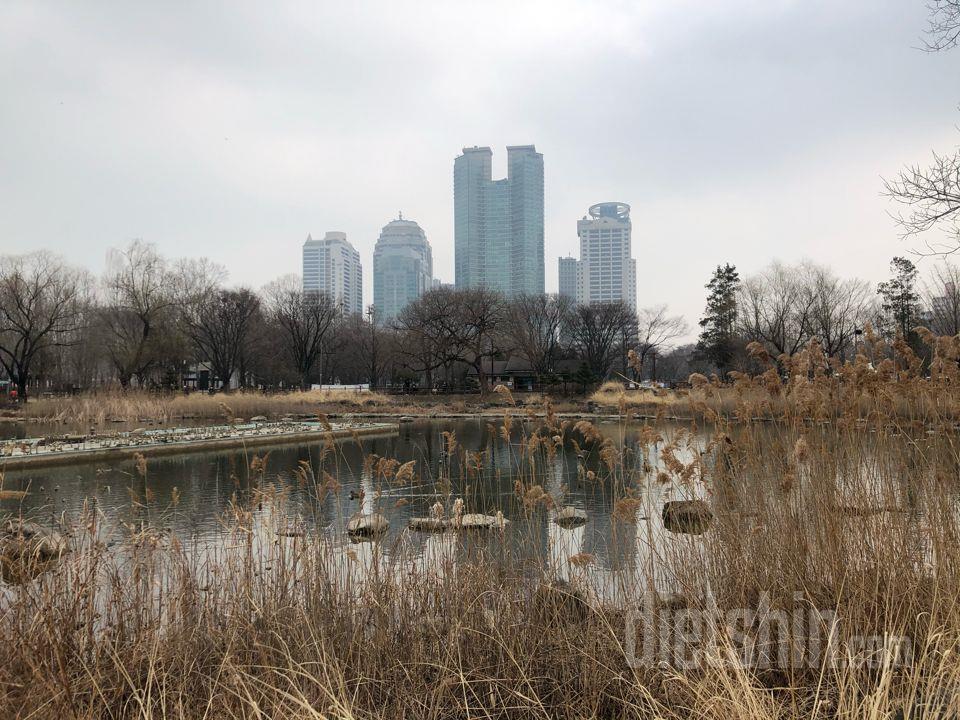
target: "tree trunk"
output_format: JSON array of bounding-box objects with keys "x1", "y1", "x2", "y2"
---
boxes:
[
  {"x1": 215, "y1": 364, "x2": 234, "y2": 393},
  {"x1": 476, "y1": 363, "x2": 489, "y2": 395}
]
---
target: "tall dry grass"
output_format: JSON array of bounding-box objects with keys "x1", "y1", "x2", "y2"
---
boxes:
[
  {"x1": 22, "y1": 388, "x2": 394, "y2": 425},
  {"x1": 590, "y1": 381, "x2": 684, "y2": 412},
  {"x1": 5, "y1": 339, "x2": 960, "y2": 717},
  {"x1": 595, "y1": 330, "x2": 960, "y2": 425}
]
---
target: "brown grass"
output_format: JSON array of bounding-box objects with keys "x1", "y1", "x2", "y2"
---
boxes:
[
  {"x1": 593, "y1": 332, "x2": 960, "y2": 425},
  {"x1": 6, "y1": 337, "x2": 960, "y2": 717},
  {"x1": 22, "y1": 388, "x2": 395, "y2": 425},
  {"x1": 590, "y1": 381, "x2": 687, "y2": 411}
]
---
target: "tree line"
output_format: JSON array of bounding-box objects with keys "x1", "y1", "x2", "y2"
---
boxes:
[
  {"x1": 0, "y1": 241, "x2": 687, "y2": 398},
  {"x1": 686, "y1": 256, "x2": 960, "y2": 379},
  {"x1": 8, "y1": 241, "x2": 955, "y2": 398}
]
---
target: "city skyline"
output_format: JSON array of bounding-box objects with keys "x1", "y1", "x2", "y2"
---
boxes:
[
  {"x1": 4, "y1": 5, "x2": 960, "y2": 716},
  {"x1": 4, "y1": 1, "x2": 960, "y2": 336}
]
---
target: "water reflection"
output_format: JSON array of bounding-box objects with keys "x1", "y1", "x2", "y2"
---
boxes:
[{"x1": 0, "y1": 417, "x2": 720, "y2": 602}]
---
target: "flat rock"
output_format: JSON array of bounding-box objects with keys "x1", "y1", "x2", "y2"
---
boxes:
[
  {"x1": 408, "y1": 517, "x2": 449, "y2": 532},
  {"x1": 554, "y1": 506, "x2": 588, "y2": 528},
  {"x1": 457, "y1": 513, "x2": 509, "y2": 530},
  {"x1": 346, "y1": 512, "x2": 389, "y2": 538},
  {"x1": 662, "y1": 499, "x2": 712, "y2": 535},
  {"x1": 0, "y1": 519, "x2": 69, "y2": 583}
]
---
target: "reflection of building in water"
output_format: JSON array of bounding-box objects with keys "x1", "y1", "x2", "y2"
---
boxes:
[
  {"x1": 359, "y1": 472, "x2": 375, "y2": 515},
  {"x1": 547, "y1": 521, "x2": 585, "y2": 582},
  {"x1": 414, "y1": 532, "x2": 457, "y2": 579},
  {"x1": 7, "y1": 411, "x2": 727, "y2": 604},
  {"x1": 632, "y1": 482, "x2": 710, "y2": 602}
]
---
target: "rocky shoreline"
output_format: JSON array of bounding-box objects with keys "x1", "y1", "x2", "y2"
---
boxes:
[{"x1": 0, "y1": 420, "x2": 398, "y2": 469}]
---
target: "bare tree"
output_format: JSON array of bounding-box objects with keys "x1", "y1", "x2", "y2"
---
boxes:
[
  {"x1": 175, "y1": 258, "x2": 260, "y2": 390},
  {"x1": 738, "y1": 262, "x2": 872, "y2": 361},
  {"x1": 362, "y1": 306, "x2": 395, "y2": 388},
  {"x1": 656, "y1": 343, "x2": 698, "y2": 384},
  {"x1": 631, "y1": 305, "x2": 688, "y2": 379},
  {"x1": 882, "y1": 2, "x2": 960, "y2": 248},
  {"x1": 925, "y1": 261, "x2": 960, "y2": 335},
  {"x1": 394, "y1": 288, "x2": 459, "y2": 388},
  {"x1": 739, "y1": 262, "x2": 817, "y2": 357},
  {"x1": 393, "y1": 288, "x2": 458, "y2": 390},
  {"x1": 884, "y1": 152, "x2": 960, "y2": 250},
  {"x1": 0, "y1": 252, "x2": 87, "y2": 399},
  {"x1": 181, "y1": 288, "x2": 260, "y2": 391},
  {"x1": 100, "y1": 240, "x2": 176, "y2": 388},
  {"x1": 263, "y1": 275, "x2": 339, "y2": 389},
  {"x1": 337, "y1": 306, "x2": 395, "y2": 388},
  {"x1": 54, "y1": 295, "x2": 106, "y2": 390},
  {"x1": 445, "y1": 288, "x2": 505, "y2": 395},
  {"x1": 243, "y1": 311, "x2": 295, "y2": 388},
  {"x1": 806, "y1": 266, "x2": 873, "y2": 359},
  {"x1": 566, "y1": 301, "x2": 634, "y2": 381},
  {"x1": 925, "y1": 0, "x2": 960, "y2": 50},
  {"x1": 394, "y1": 287, "x2": 505, "y2": 393},
  {"x1": 502, "y1": 293, "x2": 572, "y2": 379}
]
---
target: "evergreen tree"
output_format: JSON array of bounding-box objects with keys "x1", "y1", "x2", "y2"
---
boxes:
[
  {"x1": 877, "y1": 256, "x2": 921, "y2": 338},
  {"x1": 696, "y1": 263, "x2": 741, "y2": 376},
  {"x1": 572, "y1": 361, "x2": 599, "y2": 393}
]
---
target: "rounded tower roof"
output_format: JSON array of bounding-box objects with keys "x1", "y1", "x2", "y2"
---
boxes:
[
  {"x1": 588, "y1": 202, "x2": 630, "y2": 220},
  {"x1": 376, "y1": 216, "x2": 428, "y2": 246}
]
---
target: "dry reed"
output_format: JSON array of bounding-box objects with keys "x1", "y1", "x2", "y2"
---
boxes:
[
  {"x1": 5, "y1": 337, "x2": 960, "y2": 718},
  {"x1": 22, "y1": 388, "x2": 395, "y2": 426}
]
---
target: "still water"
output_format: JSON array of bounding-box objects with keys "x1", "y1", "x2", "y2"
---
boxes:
[{"x1": 0, "y1": 418, "x2": 707, "y2": 597}]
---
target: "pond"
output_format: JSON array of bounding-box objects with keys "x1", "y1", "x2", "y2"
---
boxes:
[{"x1": 0, "y1": 417, "x2": 708, "y2": 599}]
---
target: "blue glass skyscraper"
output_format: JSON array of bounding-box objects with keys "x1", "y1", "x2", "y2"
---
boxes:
[{"x1": 454, "y1": 145, "x2": 544, "y2": 296}]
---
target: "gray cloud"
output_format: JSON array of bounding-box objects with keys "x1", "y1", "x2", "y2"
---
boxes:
[{"x1": 2, "y1": 0, "x2": 959, "y2": 331}]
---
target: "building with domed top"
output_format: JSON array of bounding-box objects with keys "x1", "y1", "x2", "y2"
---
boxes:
[{"x1": 373, "y1": 214, "x2": 433, "y2": 323}]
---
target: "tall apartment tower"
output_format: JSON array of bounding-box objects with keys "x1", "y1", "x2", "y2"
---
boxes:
[
  {"x1": 302, "y1": 231, "x2": 363, "y2": 315},
  {"x1": 373, "y1": 214, "x2": 433, "y2": 323},
  {"x1": 454, "y1": 145, "x2": 544, "y2": 296},
  {"x1": 560, "y1": 202, "x2": 637, "y2": 309},
  {"x1": 558, "y1": 256, "x2": 579, "y2": 300}
]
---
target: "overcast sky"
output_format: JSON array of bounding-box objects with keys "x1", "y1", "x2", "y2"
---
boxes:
[{"x1": 3, "y1": 0, "x2": 960, "y2": 335}]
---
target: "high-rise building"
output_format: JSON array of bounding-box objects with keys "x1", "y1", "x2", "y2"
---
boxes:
[
  {"x1": 558, "y1": 256, "x2": 579, "y2": 300},
  {"x1": 454, "y1": 145, "x2": 544, "y2": 296},
  {"x1": 302, "y1": 231, "x2": 363, "y2": 315},
  {"x1": 373, "y1": 214, "x2": 432, "y2": 323},
  {"x1": 560, "y1": 202, "x2": 637, "y2": 309}
]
